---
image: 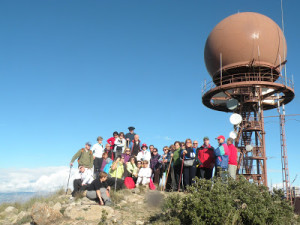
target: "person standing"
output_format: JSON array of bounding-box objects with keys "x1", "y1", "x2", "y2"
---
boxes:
[
  {"x1": 107, "y1": 131, "x2": 119, "y2": 158},
  {"x1": 131, "y1": 134, "x2": 141, "y2": 157},
  {"x1": 196, "y1": 137, "x2": 215, "y2": 180},
  {"x1": 227, "y1": 138, "x2": 237, "y2": 179},
  {"x1": 173, "y1": 141, "x2": 182, "y2": 191},
  {"x1": 114, "y1": 132, "x2": 126, "y2": 158},
  {"x1": 150, "y1": 148, "x2": 161, "y2": 185},
  {"x1": 91, "y1": 136, "x2": 104, "y2": 177},
  {"x1": 125, "y1": 126, "x2": 136, "y2": 148},
  {"x1": 181, "y1": 139, "x2": 196, "y2": 189},
  {"x1": 193, "y1": 140, "x2": 199, "y2": 152},
  {"x1": 162, "y1": 147, "x2": 175, "y2": 191},
  {"x1": 149, "y1": 145, "x2": 155, "y2": 156},
  {"x1": 70, "y1": 142, "x2": 94, "y2": 169},
  {"x1": 214, "y1": 135, "x2": 229, "y2": 179}
]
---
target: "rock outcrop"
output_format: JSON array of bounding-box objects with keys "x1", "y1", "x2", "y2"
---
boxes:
[{"x1": 0, "y1": 188, "x2": 166, "y2": 225}]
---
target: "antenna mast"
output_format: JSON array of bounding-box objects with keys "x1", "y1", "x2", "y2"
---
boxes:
[{"x1": 278, "y1": 103, "x2": 292, "y2": 204}]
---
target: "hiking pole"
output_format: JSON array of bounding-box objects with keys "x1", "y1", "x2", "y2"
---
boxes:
[
  {"x1": 163, "y1": 157, "x2": 173, "y2": 191},
  {"x1": 66, "y1": 165, "x2": 72, "y2": 194},
  {"x1": 114, "y1": 163, "x2": 118, "y2": 192},
  {"x1": 178, "y1": 153, "x2": 185, "y2": 192}
]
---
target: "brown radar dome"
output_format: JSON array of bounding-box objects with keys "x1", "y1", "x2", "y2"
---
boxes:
[{"x1": 204, "y1": 12, "x2": 287, "y2": 84}]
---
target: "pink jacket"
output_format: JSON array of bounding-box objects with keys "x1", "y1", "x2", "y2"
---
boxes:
[{"x1": 228, "y1": 144, "x2": 238, "y2": 166}]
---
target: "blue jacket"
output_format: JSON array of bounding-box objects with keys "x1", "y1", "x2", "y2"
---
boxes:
[
  {"x1": 214, "y1": 143, "x2": 229, "y2": 169},
  {"x1": 103, "y1": 160, "x2": 113, "y2": 174}
]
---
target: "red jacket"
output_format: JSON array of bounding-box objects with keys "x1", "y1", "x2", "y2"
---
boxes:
[
  {"x1": 228, "y1": 144, "x2": 237, "y2": 166},
  {"x1": 107, "y1": 137, "x2": 115, "y2": 150},
  {"x1": 197, "y1": 144, "x2": 215, "y2": 169}
]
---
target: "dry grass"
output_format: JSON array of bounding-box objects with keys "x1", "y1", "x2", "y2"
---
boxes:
[
  {"x1": 0, "y1": 188, "x2": 66, "y2": 213},
  {"x1": 110, "y1": 189, "x2": 132, "y2": 205}
]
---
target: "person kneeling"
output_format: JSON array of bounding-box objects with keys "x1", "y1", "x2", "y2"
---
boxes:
[
  {"x1": 86, "y1": 172, "x2": 112, "y2": 206},
  {"x1": 136, "y1": 160, "x2": 152, "y2": 186}
]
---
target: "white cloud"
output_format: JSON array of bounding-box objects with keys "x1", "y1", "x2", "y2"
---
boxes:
[
  {"x1": 163, "y1": 136, "x2": 172, "y2": 141},
  {"x1": 0, "y1": 166, "x2": 79, "y2": 193}
]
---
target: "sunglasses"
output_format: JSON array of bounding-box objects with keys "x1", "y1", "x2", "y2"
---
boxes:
[
  {"x1": 193, "y1": 143, "x2": 198, "y2": 144},
  {"x1": 153, "y1": 151, "x2": 157, "y2": 153}
]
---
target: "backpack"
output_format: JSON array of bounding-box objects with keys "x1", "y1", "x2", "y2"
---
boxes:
[
  {"x1": 124, "y1": 177, "x2": 135, "y2": 189},
  {"x1": 103, "y1": 161, "x2": 113, "y2": 174},
  {"x1": 149, "y1": 179, "x2": 156, "y2": 190}
]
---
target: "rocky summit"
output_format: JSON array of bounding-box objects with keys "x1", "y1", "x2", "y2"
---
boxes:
[{"x1": 0, "y1": 188, "x2": 166, "y2": 225}]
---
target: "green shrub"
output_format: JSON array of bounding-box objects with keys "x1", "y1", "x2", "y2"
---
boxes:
[{"x1": 152, "y1": 177, "x2": 296, "y2": 225}]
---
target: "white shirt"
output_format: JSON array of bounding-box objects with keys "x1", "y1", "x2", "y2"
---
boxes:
[
  {"x1": 91, "y1": 143, "x2": 104, "y2": 158},
  {"x1": 137, "y1": 150, "x2": 151, "y2": 162},
  {"x1": 74, "y1": 169, "x2": 94, "y2": 185},
  {"x1": 114, "y1": 138, "x2": 126, "y2": 152},
  {"x1": 138, "y1": 167, "x2": 152, "y2": 178}
]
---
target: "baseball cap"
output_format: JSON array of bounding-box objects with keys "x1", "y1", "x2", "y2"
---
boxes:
[{"x1": 216, "y1": 135, "x2": 225, "y2": 140}]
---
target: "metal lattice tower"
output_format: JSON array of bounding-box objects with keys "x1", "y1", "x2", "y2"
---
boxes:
[
  {"x1": 201, "y1": 12, "x2": 295, "y2": 187},
  {"x1": 278, "y1": 108, "x2": 292, "y2": 202}
]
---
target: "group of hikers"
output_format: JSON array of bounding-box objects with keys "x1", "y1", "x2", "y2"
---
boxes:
[{"x1": 69, "y1": 126, "x2": 238, "y2": 206}]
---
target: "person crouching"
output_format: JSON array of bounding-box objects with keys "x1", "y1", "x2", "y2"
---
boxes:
[
  {"x1": 71, "y1": 166, "x2": 94, "y2": 197},
  {"x1": 136, "y1": 160, "x2": 152, "y2": 186},
  {"x1": 86, "y1": 172, "x2": 112, "y2": 206}
]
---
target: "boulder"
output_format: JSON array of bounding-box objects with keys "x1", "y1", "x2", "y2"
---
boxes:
[
  {"x1": 52, "y1": 202, "x2": 62, "y2": 212},
  {"x1": 31, "y1": 202, "x2": 62, "y2": 225},
  {"x1": 12, "y1": 211, "x2": 30, "y2": 224},
  {"x1": 64, "y1": 205, "x2": 114, "y2": 221},
  {"x1": 4, "y1": 206, "x2": 18, "y2": 214}
]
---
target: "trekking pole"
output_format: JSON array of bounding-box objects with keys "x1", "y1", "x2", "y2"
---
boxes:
[
  {"x1": 178, "y1": 153, "x2": 185, "y2": 192},
  {"x1": 114, "y1": 163, "x2": 118, "y2": 192},
  {"x1": 163, "y1": 157, "x2": 173, "y2": 191},
  {"x1": 66, "y1": 165, "x2": 72, "y2": 194}
]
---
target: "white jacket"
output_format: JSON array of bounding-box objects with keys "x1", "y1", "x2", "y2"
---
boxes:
[
  {"x1": 138, "y1": 167, "x2": 152, "y2": 178},
  {"x1": 74, "y1": 169, "x2": 94, "y2": 185},
  {"x1": 91, "y1": 143, "x2": 104, "y2": 158},
  {"x1": 114, "y1": 138, "x2": 126, "y2": 152},
  {"x1": 137, "y1": 150, "x2": 151, "y2": 162}
]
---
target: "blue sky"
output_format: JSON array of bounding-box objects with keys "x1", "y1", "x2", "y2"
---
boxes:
[{"x1": 0, "y1": 0, "x2": 299, "y2": 191}]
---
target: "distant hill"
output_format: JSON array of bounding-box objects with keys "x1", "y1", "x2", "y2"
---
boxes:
[{"x1": 0, "y1": 192, "x2": 43, "y2": 204}]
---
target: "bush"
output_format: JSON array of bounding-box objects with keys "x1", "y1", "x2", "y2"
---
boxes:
[{"x1": 152, "y1": 177, "x2": 296, "y2": 225}]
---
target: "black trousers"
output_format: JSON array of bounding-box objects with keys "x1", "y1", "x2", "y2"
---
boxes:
[
  {"x1": 183, "y1": 166, "x2": 196, "y2": 189},
  {"x1": 94, "y1": 157, "x2": 102, "y2": 175},
  {"x1": 106, "y1": 177, "x2": 124, "y2": 190},
  {"x1": 196, "y1": 167, "x2": 213, "y2": 180},
  {"x1": 165, "y1": 165, "x2": 176, "y2": 191},
  {"x1": 173, "y1": 164, "x2": 182, "y2": 191},
  {"x1": 72, "y1": 179, "x2": 89, "y2": 197}
]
